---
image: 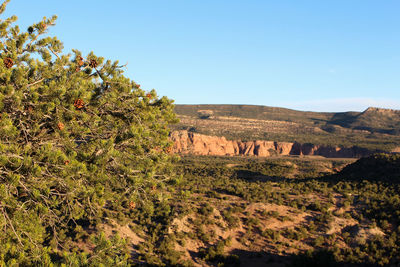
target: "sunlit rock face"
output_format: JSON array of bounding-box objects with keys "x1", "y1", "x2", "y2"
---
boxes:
[{"x1": 170, "y1": 130, "x2": 375, "y2": 158}]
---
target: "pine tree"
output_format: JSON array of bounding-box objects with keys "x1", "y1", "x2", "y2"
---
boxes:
[{"x1": 0, "y1": 0, "x2": 178, "y2": 264}]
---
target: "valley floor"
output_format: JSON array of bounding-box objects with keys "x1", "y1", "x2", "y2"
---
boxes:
[{"x1": 122, "y1": 154, "x2": 400, "y2": 266}]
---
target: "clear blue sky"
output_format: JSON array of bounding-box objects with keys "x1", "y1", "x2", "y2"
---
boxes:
[{"x1": 2, "y1": 1, "x2": 400, "y2": 112}]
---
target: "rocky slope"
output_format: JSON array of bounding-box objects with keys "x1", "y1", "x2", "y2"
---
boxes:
[
  {"x1": 170, "y1": 130, "x2": 377, "y2": 158},
  {"x1": 172, "y1": 105, "x2": 400, "y2": 152}
]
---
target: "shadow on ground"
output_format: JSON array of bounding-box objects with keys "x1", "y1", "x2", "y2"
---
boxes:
[{"x1": 194, "y1": 248, "x2": 384, "y2": 267}]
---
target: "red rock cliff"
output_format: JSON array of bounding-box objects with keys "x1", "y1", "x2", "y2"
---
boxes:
[{"x1": 170, "y1": 130, "x2": 375, "y2": 158}]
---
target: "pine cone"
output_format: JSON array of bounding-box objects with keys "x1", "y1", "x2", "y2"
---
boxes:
[
  {"x1": 77, "y1": 56, "x2": 84, "y2": 67},
  {"x1": 74, "y1": 99, "x2": 85, "y2": 110},
  {"x1": 57, "y1": 122, "x2": 65, "y2": 130},
  {"x1": 129, "y1": 201, "x2": 136, "y2": 209},
  {"x1": 89, "y1": 59, "x2": 98, "y2": 68},
  {"x1": 164, "y1": 146, "x2": 173, "y2": 154},
  {"x1": 146, "y1": 93, "x2": 152, "y2": 99},
  {"x1": 4, "y1": 57, "x2": 13, "y2": 69}
]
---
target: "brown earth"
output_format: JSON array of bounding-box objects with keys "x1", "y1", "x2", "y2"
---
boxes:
[
  {"x1": 391, "y1": 147, "x2": 400, "y2": 153},
  {"x1": 167, "y1": 192, "x2": 383, "y2": 267},
  {"x1": 170, "y1": 130, "x2": 375, "y2": 158}
]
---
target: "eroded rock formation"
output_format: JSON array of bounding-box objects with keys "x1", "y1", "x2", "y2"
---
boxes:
[{"x1": 170, "y1": 130, "x2": 375, "y2": 158}]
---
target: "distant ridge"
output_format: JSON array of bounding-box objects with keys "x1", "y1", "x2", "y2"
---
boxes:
[
  {"x1": 363, "y1": 106, "x2": 400, "y2": 113},
  {"x1": 174, "y1": 104, "x2": 400, "y2": 133},
  {"x1": 173, "y1": 104, "x2": 400, "y2": 151},
  {"x1": 331, "y1": 106, "x2": 400, "y2": 135}
]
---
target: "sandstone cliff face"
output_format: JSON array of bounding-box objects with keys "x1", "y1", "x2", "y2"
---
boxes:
[{"x1": 170, "y1": 130, "x2": 375, "y2": 158}]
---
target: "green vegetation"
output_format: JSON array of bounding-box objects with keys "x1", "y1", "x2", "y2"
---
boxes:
[
  {"x1": 169, "y1": 154, "x2": 400, "y2": 266},
  {"x1": 0, "y1": 2, "x2": 178, "y2": 265}
]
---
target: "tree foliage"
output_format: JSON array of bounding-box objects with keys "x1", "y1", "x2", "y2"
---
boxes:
[{"x1": 0, "y1": 0, "x2": 177, "y2": 264}]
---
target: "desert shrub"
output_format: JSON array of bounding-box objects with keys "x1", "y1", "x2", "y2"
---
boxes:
[
  {"x1": 221, "y1": 209, "x2": 239, "y2": 228},
  {"x1": 199, "y1": 237, "x2": 239, "y2": 266}
]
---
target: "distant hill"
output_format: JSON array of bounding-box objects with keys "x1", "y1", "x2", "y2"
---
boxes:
[
  {"x1": 173, "y1": 105, "x2": 400, "y2": 152},
  {"x1": 335, "y1": 153, "x2": 400, "y2": 182},
  {"x1": 175, "y1": 105, "x2": 400, "y2": 132},
  {"x1": 330, "y1": 107, "x2": 400, "y2": 135},
  {"x1": 175, "y1": 104, "x2": 334, "y2": 124}
]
